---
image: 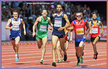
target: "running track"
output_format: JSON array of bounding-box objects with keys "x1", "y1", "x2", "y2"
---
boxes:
[{"x1": 1, "y1": 41, "x2": 107, "y2": 68}]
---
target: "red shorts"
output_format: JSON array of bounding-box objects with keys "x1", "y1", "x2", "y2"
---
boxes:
[{"x1": 65, "y1": 34, "x2": 68, "y2": 43}]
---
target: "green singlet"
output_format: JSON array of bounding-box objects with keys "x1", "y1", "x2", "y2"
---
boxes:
[{"x1": 36, "y1": 16, "x2": 49, "y2": 40}]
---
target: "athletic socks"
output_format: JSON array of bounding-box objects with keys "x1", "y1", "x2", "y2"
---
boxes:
[{"x1": 15, "y1": 54, "x2": 19, "y2": 61}]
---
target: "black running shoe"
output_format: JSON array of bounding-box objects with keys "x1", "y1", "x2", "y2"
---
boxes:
[
  {"x1": 93, "y1": 52, "x2": 98, "y2": 59},
  {"x1": 64, "y1": 55, "x2": 67, "y2": 61},
  {"x1": 77, "y1": 58, "x2": 80, "y2": 66},
  {"x1": 52, "y1": 62, "x2": 56, "y2": 67}
]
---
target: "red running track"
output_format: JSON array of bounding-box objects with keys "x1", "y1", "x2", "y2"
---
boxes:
[{"x1": 1, "y1": 42, "x2": 107, "y2": 68}]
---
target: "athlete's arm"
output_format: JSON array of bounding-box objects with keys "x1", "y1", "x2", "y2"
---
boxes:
[
  {"x1": 48, "y1": 17, "x2": 53, "y2": 27},
  {"x1": 64, "y1": 14, "x2": 70, "y2": 28},
  {"x1": 32, "y1": 17, "x2": 40, "y2": 37},
  {"x1": 70, "y1": 30, "x2": 73, "y2": 41},
  {"x1": 85, "y1": 20, "x2": 90, "y2": 36},
  {"x1": 67, "y1": 21, "x2": 74, "y2": 31},
  {"x1": 21, "y1": 19, "x2": 26, "y2": 35},
  {"x1": 5, "y1": 19, "x2": 12, "y2": 29},
  {"x1": 99, "y1": 21, "x2": 103, "y2": 35},
  {"x1": 58, "y1": 14, "x2": 70, "y2": 31},
  {"x1": 89, "y1": 21, "x2": 92, "y2": 34}
]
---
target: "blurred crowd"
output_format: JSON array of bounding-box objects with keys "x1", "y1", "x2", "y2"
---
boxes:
[{"x1": 2, "y1": 1, "x2": 106, "y2": 40}]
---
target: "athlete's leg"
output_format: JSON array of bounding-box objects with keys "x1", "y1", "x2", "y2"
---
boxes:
[
  {"x1": 92, "y1": 37, "x2": 100, "y2": 59},
  {"x1": 41, "y1": 36, "x2": 47, "y2": 62},
  {"x1": 56, "y1": 41, "x2": 61, "y2": 60},
  {"x1": 15, "y1": 36, "x2": 20, "y2": 54},
  {"x1": 79, "y1": 41, "x2": 85, "y2": 57},
  {"x1": 75, "y1": 41, "x2": 84, "y2": 66},
  {"x1": 11, "y1": 40, "x2": 16, "y2": 53},
  {"x1": 92, "y1": 37, "x2": 99, "y2": 54},
  {"x1": 60, "y1": 41, "x2": 68, "y2": 58},
  {"x1": 14, "y1": 36, "x2": 20, "y2": 61},
  {"x1": 60, "y1": 37, "x2": 67, "y2": 61},
  {"x1": 52, "y1": 35, "x2": 58, "y2": 63},
  {"x1": 65, "y1": 41, "x2": 69, "y2": 50},
  {"x1": 37, "y1": 40, "x2": 42, "y2": 49}
]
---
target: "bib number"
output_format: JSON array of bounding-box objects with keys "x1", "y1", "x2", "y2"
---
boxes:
[
  {"x1": 76, "y1": 28, "x2": 84, "y2": 35},
  {"x1": 54, "y1": 18, "x2": 62, "y2": 27},
  {"x1": 91, "y1": 28, "x2": 98, "y2": 34},
  {"x1": 39, "y1": 25, "x2": 47, "y2": 31}
]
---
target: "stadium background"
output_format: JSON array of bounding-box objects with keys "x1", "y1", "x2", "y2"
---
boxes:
[{"x1": 2, "y1": 1, "x2": 107, "y2": 41}]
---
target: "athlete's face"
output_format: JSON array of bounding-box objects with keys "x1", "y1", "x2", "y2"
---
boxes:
[
  {"x1": 76, "y1": 13, "x2": 82, "y2": 21},
  {"x1": 57, "y1": 5, "x2": 62, "y2": 13},
  {"x1": 92, "y1": 14, "x2": 97, "y2": 20},
  {"x1": 13, "y1": 12, "x2": 18, "y2": 20},
  {"x1": 42, "y1": 10, "x2": 47, "y2": 17}
]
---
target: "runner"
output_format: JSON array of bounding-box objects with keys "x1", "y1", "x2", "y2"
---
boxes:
[
  {"x1": 68, "y1": 11, "x2": 89, "y2": 66},
  {"x1": 5, "y1": 10, "x2": 26, "y2": 61},
  {"x1": 32, "y1": 9, "x2": 53, "y2": 64},
  {"x1": 89, "y1": 13, "x2": 103, "y2": 59},
  {"x1": 56, "y1": 28, "x2": 69, "y2": 63},
  {"x1": 51, "y1": 4, "x2": 70, "y2": 66}
]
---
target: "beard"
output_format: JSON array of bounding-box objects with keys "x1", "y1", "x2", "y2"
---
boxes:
[{"x1": 57, "y1": 9, "x2": 62, "y2": 13}]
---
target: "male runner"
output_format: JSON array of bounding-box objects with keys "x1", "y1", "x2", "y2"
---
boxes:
[
  {"x1": 32, "y1": 9, "x2": 52, "y2": 64},
  {"x1": 51, "y1": 4, "x2": 70, "y2": 66},
  {"x1": 68, "y1": 11, "x2": 89, "y2": 66},
  {"x1": 6, "y1": 10, "x2": 26, "y2": 61},
  {"x1": 56, "y1": 28, "x2": 69, "y2": 63},
  {"x1": 89, "y1": 13, "x2": 103, "y2": 59}
]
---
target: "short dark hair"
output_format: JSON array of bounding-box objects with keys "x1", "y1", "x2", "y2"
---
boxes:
[
  {"x1": 76, "y1": 10, "x2": 83, "y2": 14},
  {"x1": 56, "y1": 3, "x2": 63, "y2": 8}
]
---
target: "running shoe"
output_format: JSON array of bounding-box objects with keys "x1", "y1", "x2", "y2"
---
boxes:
[
  {"x1": 15, "y1": 54, "x2": 19, "y2": 61},
  {"x1": 52, "y1": 62, "x2": 56, "y2": 67},
  {"x1": 57, "y1": 60, "x2": 61, "y2": 63},
  {"x1": 40, "y1": 60, "x2": 43, "y2": 64}
]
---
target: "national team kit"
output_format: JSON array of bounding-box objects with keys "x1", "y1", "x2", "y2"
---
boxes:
[{"x1": 8, "y1": 11, "x2": 102, "y2": 67}]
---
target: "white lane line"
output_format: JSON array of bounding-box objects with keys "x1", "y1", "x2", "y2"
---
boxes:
[
  {"x1": 1, "y1": 47, "x2": 107, "y2": 54},
  {"x1": 2, "y1": 58, "x2": 107, "y2": 68},
  {"x1": 2, "y1": 49, "x2": 106, "y2": 57},
  {"x1": 2, "y1": 52, "x2": 106, "y2": 61}
]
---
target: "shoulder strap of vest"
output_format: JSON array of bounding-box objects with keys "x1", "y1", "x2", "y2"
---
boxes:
[
  {"x1": 83, "y1": 20, "x2": 86, "y2": 23},
  {"x1": 73, "y1": 20, "x2": 76, "y2": 24}
]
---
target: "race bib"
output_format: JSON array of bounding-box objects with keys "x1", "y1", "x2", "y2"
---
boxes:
[
  {"x1": 91, "y1": 28, "x2": 98, "y2": 34},
  {"x1": 39, "y1": 25, "x2": 47, "y2": 31},
  {"x1": 76, "y1": 28, "x2": 84, "y2": 35},
  {"x1": 54, "y1": 18, "x2": 62, "y2": 27},
  {"x1": 12, "y1": 23, "x2": 20, "y2": 30}
]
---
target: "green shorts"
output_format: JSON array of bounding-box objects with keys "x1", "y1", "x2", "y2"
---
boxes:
[{"x1": 36, "y1": 33, "x2": 48, "y2": 40}]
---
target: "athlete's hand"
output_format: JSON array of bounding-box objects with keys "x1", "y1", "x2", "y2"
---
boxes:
[
  {"x1": 48, "y1": 27, "x2": 53, "y2": 32},
  {"x1": 69, "y1": 38, "x2": 73, "y2": 42},
  {"x1": 32, "y1": 32, "x2": 36, "y2": 37},
  {"x1": 58, "y1": 27, "x2": 64, "y2": 31},
  {"x1": 24, "y1": 31, "x2": 26, "y2": 35},
  {"x1": 9, "y1": 26, "x2": 13, "y2": 29}
]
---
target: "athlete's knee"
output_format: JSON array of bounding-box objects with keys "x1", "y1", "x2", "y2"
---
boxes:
[
  {"x1": 42, "y1": 44, "x2": 46, "y2": 49},
  {"x1": 61, "y1": 46, "x2": 65, "y2": 51},
  {"x1": 93, "y1": 42, "x2": 96, "y2": 46},
  {"x1": 79, "y1": 41, "x2": 84, "y2": 47},
  {"x1": 38, "y1": 43, "x2": 42, "y2": 48},
  {"x1": 53, "y1": 46, "x2": 56, "y2": 50},
  {"x1": 38, "y1": 46, "x2": 41, "y2": 49}
]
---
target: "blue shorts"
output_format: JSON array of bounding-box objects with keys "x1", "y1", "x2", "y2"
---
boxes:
[
  {"x1": 75, "y1": 38, "x2": 85, "y2": 47},
  {"x1": 10, "y1": 30, "x2": 21, "y2": 40},
  {"x1": 52, "y1": 30, "x2": 65, "y2": 38}
]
